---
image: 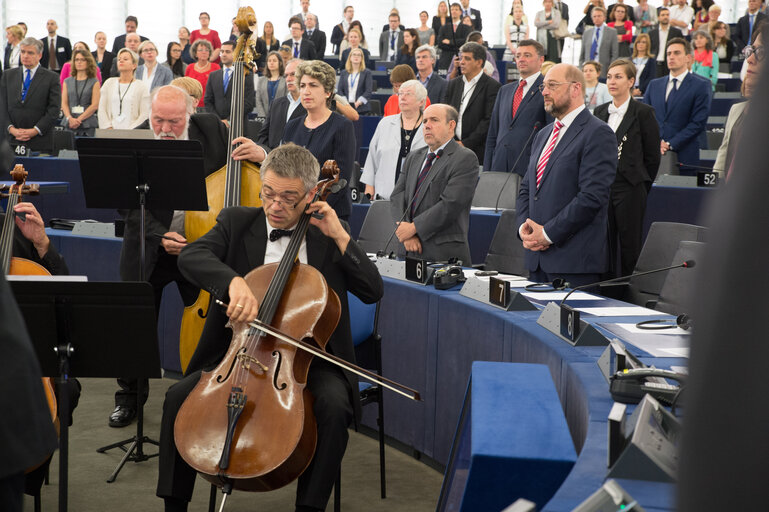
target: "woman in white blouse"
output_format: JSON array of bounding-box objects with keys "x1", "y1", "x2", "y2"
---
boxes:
[
  {"x1": 361, "y1": 80, "x2": 427, "y2": 200},
  {"x1": 98, "y1": 48, "x2": 151, "y2": 129},
  {"x1": 4, "y1": 25, "x2": 23, "y2": 69}
]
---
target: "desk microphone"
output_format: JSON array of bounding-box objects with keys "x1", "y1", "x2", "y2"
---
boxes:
[
  {"x1": 559, "y1": 260, "x2": 696, "y2": 306},
  {"x1": 378, "y1": 149, "x2": 444, "y2": 258},
  {"x1": 675, "y1": 162, "x2": 725, "y2": 173},
  {"x1": 494, "y1": 122, "x2": 542, "y2": 213}
]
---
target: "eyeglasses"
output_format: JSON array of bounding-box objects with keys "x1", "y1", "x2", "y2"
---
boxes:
[
  {"x1": 538, "y1": 81, "x2": 577, "y2": 92},
  {"x1": 743, "y1": 44, "x2": 765, "y2": 62},
  {"x1": 142, "y1": 48, "x2": 157, "y2": 53},
  {"x1": 260, "y1": 188, "x2": 301, "y2": 209}
]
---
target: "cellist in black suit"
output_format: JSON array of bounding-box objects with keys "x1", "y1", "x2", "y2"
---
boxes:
[{"x1": 594, "y1": 59, "x2": 660, "y2": 276}]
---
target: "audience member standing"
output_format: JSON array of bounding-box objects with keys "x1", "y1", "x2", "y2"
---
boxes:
[
  {"x1": 631, "y1": 33, "x2": 657, "y2": 96},
  {"x1": 39, "y1": 19, "x2": 71, "y2": 73},
  {"x1": 416, "y1": 45, "x2": 447, "y2": 105},
  {"x1": 61, "y1": 49, "x2": 100, "y2": 137},
  {"x1": 669, "y1": 0, "x2": 695, "y2": 36},
  {"x1": 583, "y1": 61, "x2": 612, "y2": 111},
  {"x1": 535, "y1": 0, "x2": 563, "y2": 63},
  {"x1": 608, "y1": 0, "x2": 636, "y2": 22},
  {"x1": 515, "y1": 64, "x2": 617, "y2": 286},
  {"x1": 305, "y1": 14, "x2": 326, "y2": 58},
  {"x1": 733, "y1": 0, "x2": 766, "y2": 53},
  {"x1": 256, "y1": 21, "x2": 281, "y2": 73},
  {"x1": 92, "y1": 31, "x2": 113, "y2": 81},
  {"x1": 257, "y1": 58, "x2": 305, "y2": 151},
  {"x1": 396, "y1": 29, "x2": 419, "y2": 72},
  {"x1": 650, "y1": 8, "x2": 683, "y2": 76},
  {"x1": 642, "y1": 37, "x2": 711, "y2": 172},
  {"x1": 294, "y1": 0, "x2": 316, "y2": 28},
  {"x1": 4, "y1": 25, "x2": 24, "y2": 70},
  {"x1": 691, "y1": 30, "x2": 719, "y2": 90},
  {"x1": 136, "y1": 41, "x2": 173, "y2": 92},
  {"x1": 178, "y1": 27, "x2": 194, "y2": 65},
  {"x1": 184, "y1": 40, "x2": 219, "y2": 108},
  {"x1": 460, "y1": 0, "x2": 483, "y2": 31},
  {"x1": 338, "y1": 48, "x2": 373, "y2": 114},
  {"x1": 418, "y1": 11, "x2": 436, "y2": 46},
  {"x1": 190, "y1": 12, "x2": 222, "y2": 64},
  {"x1": 0, "y1": 37, "x2": 61, "y2": 152},
  {"x1": 204, "y1": 40, "x2": 255, "y2": 125},
  {"x1": 164, "y1": 42, "x2": 185, "y2": 79},
  {"x1": 110, "y1": 33, "x2": 143, "y2": 78},
  {"x1": 380, "y1": 13, "x2": 404, "y2": 62},
  {"x1": 609, "y1": 4, "x2": 634, "y2": 57},
  {"x1": 330, "y1": 5, "x2": 355, "y2": 56},
  {"x1": 485, "y1": 40, "x2": 551, "y2": 175},
  {"x1": 692, "y1": 0, "x2": 714, "y2": 32},
  {"x1": 711, "y1": 22, "x2": 735, "y2": 63},
  {"x1": 339, "y1": 28, "x2": 371, "y2": 71},
  {"x1": 98, "y1": 48, "x2": 150, "y2": 130},
  {"x1": 580, "y1": 7, "x2": 619, "y2": 78},
  {"x1": 594, "y1": 59, "x2": 660, "y2": 276},
  {"x1": 111, "y1": 16, "x2": 147, "y2": 55},
  {"x1": 438, "y1": 3, "x2": 472, "y2": 70},
  {"x1": 504, "y1": 4, "x2": 530, "y2": 64},
  {"x1": 362, "y1": 80, "x2": 428, "y2": 200},
  {"x1": 255, "y1": 51, "x2": 286, "y2": 118},
  {"x1": 283, "y1": 18, "x2": 317, "y2": 60},
  {"x1": 445, "y1": 42, "x2": 502, "y2": 166},
  {"x1": 635, "y1": 0, "x2": 658, "y2": 34},
  {"x1": 433, "y1": 2, "x2": 451, "y2": 39},
  {"x1": 58, "y1": 41, "x2": 102, "y2": 86}
]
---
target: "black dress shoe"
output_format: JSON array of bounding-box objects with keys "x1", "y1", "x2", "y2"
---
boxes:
[{"x1": 108, "y1": 405, "x2": 136, "y2": 427}]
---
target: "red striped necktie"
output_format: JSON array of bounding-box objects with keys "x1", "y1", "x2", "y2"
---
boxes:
[{"x1": 536, "y1": 121, "x2": 563, "y2": 189}]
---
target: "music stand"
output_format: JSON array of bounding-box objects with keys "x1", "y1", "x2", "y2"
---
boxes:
[
  {"x1": 75, "y1": 138, "x2": 208, "y2": 481},
  {"x1": 10, "y1": 280, "x2": 158, "y2": 511}
]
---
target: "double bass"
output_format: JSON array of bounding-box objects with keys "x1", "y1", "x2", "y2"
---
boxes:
[
  {"x1": 179, "y1": 6, "x2": 263, "y2": 373},
  {"x1": 173, "y1": 162, "x2": 420, "y2": 501},
  {"x1": 1, "y1": 165, "x2": 60, "y2": 470}
]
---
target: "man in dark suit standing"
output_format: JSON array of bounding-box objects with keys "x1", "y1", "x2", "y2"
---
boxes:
[
  {"x1": 733, "y1": 0, "x2": 766, "y2": 53},
  {"x1": 444, "y1": 42, "x2": 501, "y2": 166},
  {"x1": 437, "y1": 3, "x2": 472, "y2": 70},
  {"x1": 516, "y1": 63, "x2": 617, "y2": 286},
  {"x1": 643, "y1": 38, "x2": 711, "y2": 172},
  {"x1": 283, "y1": 18, "x2": 317, "y2": 60},
  {"x1": 110, "y1": 85, "x2": 268, "y2": 427},
  {"x1": 157, "y1": 142, "x2": 383, "y2": 512},
  {"x1": 485, "y1": 39, "x2": 551, "y2": 175},
  {"x1": 0, "y1": 38, "x2": 60, "y2": 153},
  {"x1": 39, "y1": 19, "x2": 71, "y2": 73},
  {"x1": 111, "y1": 16, "x2": 148, "y2": 55},
  {"x1": 415, "y1": 45, "x2": 448, "y2": 105},
  {"x1": 257, "y1": 58, "x2": 305, "y2": 151},
  {"x1": 294, "y1": 0, "x2": 317, "y2": 28},
  {"x1": 304, "y1": 14, "x2": 326, "y2": 57},
  {"x1": 649, "y1": 8, "x2": 683, "y2": 76},
  {"x1": 580, "y1": 7, "x2": 619, "y2": 78},
  {"x1": 379, "y1": 13, "x2": 405, "y2": 61},
  {"x1": 460, "y1": 0, "x2": 483, "y2": 30},
  {"x1": 204, "y1": 41, "x2": 255, "y2": 126},
  {"x1": 594, "y1": 59, "x2": 660, "y2": 276},
  {"x1": 390, "y1": 104, "x2": 479, "y2": 264}
]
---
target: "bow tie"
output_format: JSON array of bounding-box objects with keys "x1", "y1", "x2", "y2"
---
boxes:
[
  {"x1": 608, "y1": 103, "x2": 622, "y2": 115},
  {"x1": 269, "y1": 229, "x2": 294, "y2": 242}
]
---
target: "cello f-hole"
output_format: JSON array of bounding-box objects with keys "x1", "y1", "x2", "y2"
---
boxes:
[
  {"x1": 271, "y1": 351, "x2": 287, "y2": 391},
  {"x1": 216, "y1": 347, "x2": 245, "y2": 383}
]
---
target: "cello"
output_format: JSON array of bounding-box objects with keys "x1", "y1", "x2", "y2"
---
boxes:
[
  {"x1": 1, "y1": 164, "x2": 60, "y2": 470},
  {"x1": 179, "y1": 6, "x2": 263, "y2": 373},
  {"x1": 173, "y1": 161, "x2": 419, "y2": 502}
]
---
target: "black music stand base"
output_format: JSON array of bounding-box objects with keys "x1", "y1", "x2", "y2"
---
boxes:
[{"x1": 96, "y1": 379, "x2": 159, "y2": 483}]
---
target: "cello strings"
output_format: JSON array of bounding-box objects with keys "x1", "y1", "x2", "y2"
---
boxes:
[{"x1": 1, "y1": 193, "x2": 19, "y2": 274}]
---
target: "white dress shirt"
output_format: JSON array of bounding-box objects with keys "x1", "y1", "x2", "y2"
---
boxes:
[
  {"x1": 387, "y1": 29, "x2": 400, "y2": 61},
  {"x1": 656, "y1": 26, "x2": 670, "y2": 62},
  {"x1": 607, "y1": 97, "x2": 631, "y2": 132},
  {"x1": 456, "y1": 71, "x2": 482, "y2": 139},
  {"x1": 264, "y1": 216, "x2": 308, "y2": 265},
  {"x1": 665, "y1": 69, "x2": 688, "y2": 100},
  {"x1": 669, "y1": 4, "x2": 694, "y2": 35},
  {"x1": 286, "y1": 92, "x2": 302, "y2": 121},
  {"x1": 518, "y1": 71, "x2": 541, "y2": 98}
]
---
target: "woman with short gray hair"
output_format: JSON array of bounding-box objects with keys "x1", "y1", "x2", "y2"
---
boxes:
[
  {"x1": 361, "y1": 79, "x2": 427, "y2": 200},
  {"x1": 184, "y1": 39, "x2": 219, "y2": 107}
]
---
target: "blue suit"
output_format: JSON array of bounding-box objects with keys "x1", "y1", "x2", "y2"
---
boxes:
[
  {"x1": 515, "y1": 108, "x2": 617, "y2": 276},
  {"x1": 642, "y1": 72, "x2": 711, "y2": 170},
  {"x1": 484, "y1": 73, "x2": 552, "y2": 175}
]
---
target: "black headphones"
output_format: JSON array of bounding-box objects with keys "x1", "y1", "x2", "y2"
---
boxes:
[
  {"x1": 636, "y1": 314, "x2": 691, "y2": 331},
  {"x1": 524, "y1": 278, "x2": 569, "y2": 292}
]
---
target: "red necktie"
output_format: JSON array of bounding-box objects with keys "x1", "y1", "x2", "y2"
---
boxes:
[
  {"x1": 536, "y1": 121, "x2": 563, "y2": 188},
  {"x1": 512, "y1": 79, "x2": 526, "y2": 118}
]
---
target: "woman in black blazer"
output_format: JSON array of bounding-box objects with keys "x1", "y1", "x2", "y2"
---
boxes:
[
  {"x1": 395, "y1": 28, "x2": 419, "y2": 73},
  {"x1": 711, "y1": 22, "x2": 735, "y2": 64},
  {"x1": 594, "y1": 59, "x2": 661, "y2": 276},
  {"x1": 337, "y1": 48, "x2": 373, "y2": 114},
  {"x1": 631, "y1": 34, "x2": 656, "y2": 96}
]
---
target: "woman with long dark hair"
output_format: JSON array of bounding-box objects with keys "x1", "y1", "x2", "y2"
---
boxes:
[
  {"x1": 396, "y1": 28, "x2": 420, "y2": 72},
  {"x1": 164, "y1": 42, "x2": 185, "y2": 78}
]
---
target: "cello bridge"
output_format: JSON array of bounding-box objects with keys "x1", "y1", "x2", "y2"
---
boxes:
[{"x1": 237, "y1": 353, "x2": 268, "y2": 372}]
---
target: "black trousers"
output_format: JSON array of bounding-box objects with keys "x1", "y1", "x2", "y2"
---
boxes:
[
  {"x1": 608, "y1": 178, "x2": 648, "y2": 278},
  {"x1": 157, "y1": 358, "x2": 353, "y2": 510},
  {"x1": 115, "y1": 251, "x2": 198, "y2": 408},
  {"x1": 0, "y1": 473, "x2": 24, "y2": 512}
]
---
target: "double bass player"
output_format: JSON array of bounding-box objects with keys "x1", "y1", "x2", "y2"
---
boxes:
[{"x1": 157, "y1": 143, "x2": 383, "y2": 511}]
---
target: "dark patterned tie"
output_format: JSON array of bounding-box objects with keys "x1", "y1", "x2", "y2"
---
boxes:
[
  {"x1": 410, "y1": 152, "x2": 437, "y2": 218},
  {"x1": 269, "y1": 229, "x2": 294, "y2": 242}
]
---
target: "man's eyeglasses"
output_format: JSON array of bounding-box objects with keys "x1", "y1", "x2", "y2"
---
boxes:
[
  {"x1": 538, "y1": 81, "x2": 577, "y2": 92},
  {"x1": 743, "y1": 44, "x2": 765, "y2": 62},
  {"x1": 260, "y1": 188, "x2": 301, "y2": 209}
]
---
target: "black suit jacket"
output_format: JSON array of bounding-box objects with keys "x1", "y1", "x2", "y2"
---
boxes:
[
  {"x1": 594, "y1": 99, "x2": 661, "y2": 187},
  {"x1": 462, "y1": 8, "x2": 483, "y2": 31},
  {"x1": 733, "y1": 11, "x2": 767, "y2": 51},
  {"x1": 176, "y1": 206, "x2": 384, "y2": 419},
  {"x1": 445, "y1": 72, "x2": 502, "y2": 165},
  {"x1": 0, "y1": 66, "x2": 61, "y2": 151},
  {"x1": 39, "y1": 35, "x2": 71, "y2": 70},
  {"x1": 203, "y1": 67, "x2": 256, "y2": 121},
  {"x1": 437, "y1": 23, "x2": 472, "y2": 69},
  {"x1": 256, "y1": 94, "x2": 306, "y2": 150},
  {"x1": 92, "y1": 50, "x2": 115, "y2": 81},
  {"x1": 121, "y1": 113, "x2": 231, "y2": 281},
  {"x1": 649, "y1": 26, "x2": 683, "y2": 61},
  {"x1": 424, "y1": 73, "x2": 448, "y2": 105},
  {"x1": 306, "y1": 29, "x2": 327, "y2": 58},
  {"x1": 282, "y1": 38, "x2": 317, "y2": 60},
  {"x1": 111, "y1": 33, "x2": 149, "y2": 55}
]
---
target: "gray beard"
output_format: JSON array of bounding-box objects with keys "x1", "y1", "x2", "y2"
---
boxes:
[{"x1": 154, "y1": 126, "x2": 189, "y2": 141}]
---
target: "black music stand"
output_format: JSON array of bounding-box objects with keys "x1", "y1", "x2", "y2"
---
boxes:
[
  {"x1": 75, "y1": 138, "x2": 208, "y2": 481},
  {"x1": 10, "y1": 280, "x2": 158, "y2": 511}
]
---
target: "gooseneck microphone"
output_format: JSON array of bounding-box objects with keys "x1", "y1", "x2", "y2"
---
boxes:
[
  {"x1": 494, "y1": 121, "x2": 542, "y2": 213},
  {"x1": 378, "y1": 148, "x2": 445, "y2": 258},
  {"x1": 559, "y1": 260, "x2": 696, "y2": 306},
  {"x1": 675, "y1": 162, "x2": 725, "y2": 173}
]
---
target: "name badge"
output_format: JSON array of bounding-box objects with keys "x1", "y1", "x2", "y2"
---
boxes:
[
  {"x1": 58, "y1": 47, "x2": 65, "y2": 53},
  {"x1": 115, "y1": 113, "x2": 127, "y2": 124},
  {"x1": 71, "y1": 105, "x2": 85, "y2": 114}
]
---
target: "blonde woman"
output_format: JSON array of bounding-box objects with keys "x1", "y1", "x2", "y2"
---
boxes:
[{"x1": 98, "y1": 48, "x2": 150, "y2": 129}]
